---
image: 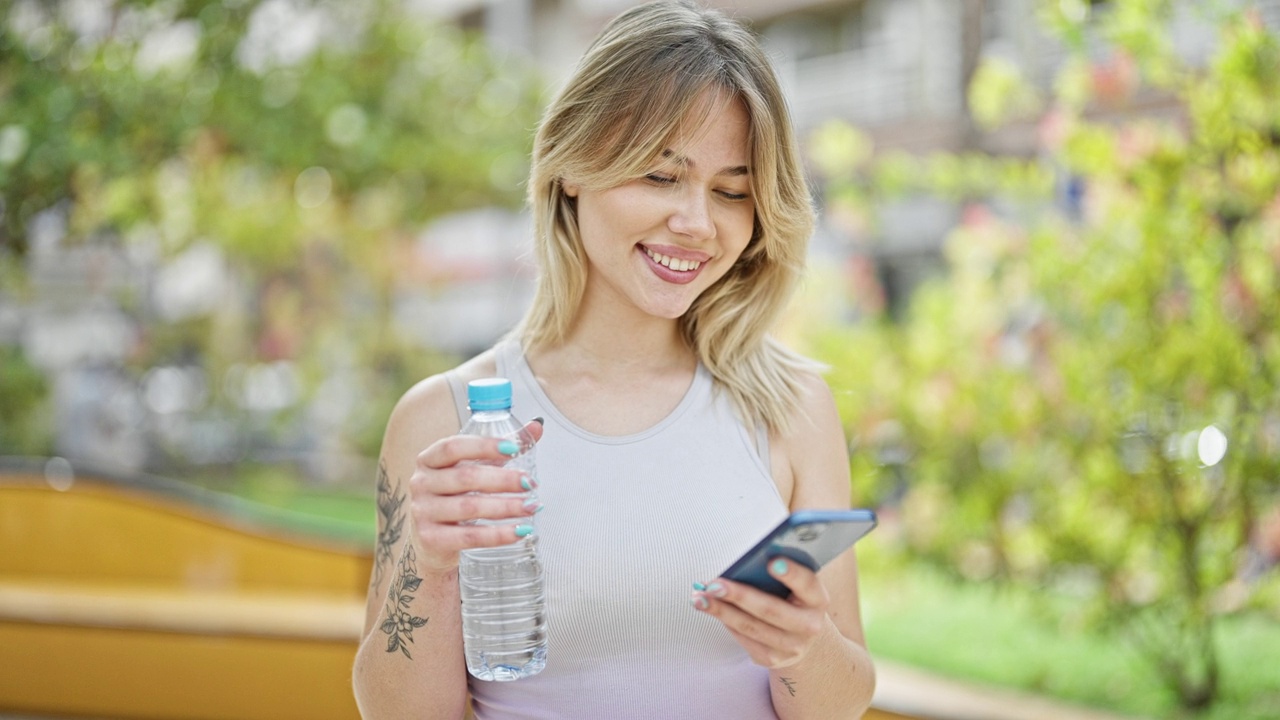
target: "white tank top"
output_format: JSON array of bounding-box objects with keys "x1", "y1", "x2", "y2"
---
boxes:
[{"x1": 446, "y1": 340, "x2": 789, "y2": 720}]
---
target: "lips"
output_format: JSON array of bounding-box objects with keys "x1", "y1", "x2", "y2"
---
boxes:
[
  {"x1": 643, "y1": 247, "x2": 703, "y2": 272},
  {"x1": 639, "y1": 244, "x2": 710, "y2": 285}
]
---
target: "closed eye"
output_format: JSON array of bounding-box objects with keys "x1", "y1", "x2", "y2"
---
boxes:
[{"x1": 644, "y1": 172, "x2": 748, "y2": 202}]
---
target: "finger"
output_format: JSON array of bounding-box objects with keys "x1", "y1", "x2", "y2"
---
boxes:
[
  {"x1": 418, "y1": 521, "x2": 536, "y2": 557},
  {"x1": 700, "y1": 578, "x2": 824, "y2": 637},
  {"x1": 418, "y1": 434, "x2": 524, "y2": 469},
  {"x1": 524, "y1": 417, "x2": 545, "y2": 444},
  {"x1": 691, "y1": 589, "x2": 797, "y2": 656},
  {"x1": 417, "y1": 492, "x2": 542, "y2": 525},
  {"x1": 722, "y1": 625, "x2": 790, "y2": 669},
  {"x1": 767, "y1": 557, "x2": 830, "y2": 609},
  {"x1": 414, "y1": 463, "x2": 534, "y2": 496}
]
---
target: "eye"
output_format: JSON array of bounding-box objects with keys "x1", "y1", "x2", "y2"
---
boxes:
[
  {"x1": 718, "y1": 190, "x2": 750, "y2": 202},
  {"x1": 644, "y1": 173, "x2": 677, "y2": 186}
]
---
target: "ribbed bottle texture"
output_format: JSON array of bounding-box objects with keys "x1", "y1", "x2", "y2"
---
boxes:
[{"x1": 458, "y1": 378, "x2": 547, "y2": 681}]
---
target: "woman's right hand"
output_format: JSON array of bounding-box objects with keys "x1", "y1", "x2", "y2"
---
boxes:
[{"x1": 409, "y1": 420, "x2": 545, "y2": 574}]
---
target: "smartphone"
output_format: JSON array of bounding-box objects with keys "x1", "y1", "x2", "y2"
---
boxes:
[{"x1": 719, "y1": 509, "x2": 877, "y2": 598}]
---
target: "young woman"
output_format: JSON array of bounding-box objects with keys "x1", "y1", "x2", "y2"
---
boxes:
[{"x1": 352, "y1": 2, "x2": 876, "y2": 717}]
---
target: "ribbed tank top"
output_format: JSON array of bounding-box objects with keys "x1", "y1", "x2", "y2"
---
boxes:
[{"x1": 445, "y1": 340, "x2": 789, "y2": 720}]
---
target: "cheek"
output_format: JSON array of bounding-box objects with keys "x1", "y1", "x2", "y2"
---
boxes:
[
  {"x1": 722, "y1": 210, "x2": 757, "y2": 258},
  {"x1": 574, "y1": 200, "x2": 617, "y2": 255},
  {"x1": 579, "y1": 189, "x2": 656, "y2": 241}
]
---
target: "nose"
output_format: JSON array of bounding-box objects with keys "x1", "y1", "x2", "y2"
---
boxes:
[{"x1": 666, "y1": 187, "x2": 716, "y2": 242}]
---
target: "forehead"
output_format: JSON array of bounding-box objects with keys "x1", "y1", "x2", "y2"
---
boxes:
[{"x1": 659, "y1": 91, "x2": 752, "y2": 168}]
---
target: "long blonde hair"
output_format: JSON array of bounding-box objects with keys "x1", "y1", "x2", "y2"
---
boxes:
[{"x1": 518, "y1": 0, "x2": 819, "y2": 433}]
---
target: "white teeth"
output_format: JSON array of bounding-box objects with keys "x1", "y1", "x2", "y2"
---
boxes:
[{"x1": 645, "y1": 248, "x2": 701, "y2": 272}]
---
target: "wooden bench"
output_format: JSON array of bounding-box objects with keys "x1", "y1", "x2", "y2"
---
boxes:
[{"x1": 0, "y1": 460, "x2": 372, "y2": 720}]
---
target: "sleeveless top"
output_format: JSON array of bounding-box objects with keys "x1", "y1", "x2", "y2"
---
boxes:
[{"x1": 445, "y1": 340, "x2": 789, "y2": 720}]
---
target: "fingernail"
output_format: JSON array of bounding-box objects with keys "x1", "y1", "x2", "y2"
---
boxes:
[
  {"x1": 515, "y1": 524, "x2": 535, "y2": 538},
  {"x1": 706, "y1": 582, "x2": 726, "y2": 598},
  {"x1": 522, "y1": 498, "x2": 543, "y2": 514},
  {"x1": 690, "y1": 594, "x2": 709, "y2": 611},
  {"x1": 520, "y1": 474, "x2": 534, "y2": 491},
  {"x1": 498, "y1": 440, "x2": 520, "y2": 456},
  {"x1": 771, "y1": 559, "x2": 789, "y2": 576},
  {"x1": 692, "y1": 581, "x2": 707, "y2": 592},
  {"x1": 532, "y1": 416, "x2": 545, "y2": 426}
]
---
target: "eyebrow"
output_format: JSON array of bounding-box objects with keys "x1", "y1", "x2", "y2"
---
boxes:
[{"x1": 661, "y1": 149, "x2": 750, "y2": 177}]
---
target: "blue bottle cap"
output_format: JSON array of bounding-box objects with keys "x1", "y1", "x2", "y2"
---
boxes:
[{"x1": 467, "y1": 378, "x2": 513, "y2": 411}]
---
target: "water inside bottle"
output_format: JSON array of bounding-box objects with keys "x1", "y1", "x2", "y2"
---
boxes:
[{"x1": 459, "y1": 535, "x2": 548, "y2": 681}]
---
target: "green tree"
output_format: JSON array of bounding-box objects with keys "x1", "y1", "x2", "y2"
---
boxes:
[
  {"x1": 812, "y1": 1, "x2": 1280, "y2": 712},
  {"x1": 0, "y1": 0, "x2": 542, "y2": 462}
]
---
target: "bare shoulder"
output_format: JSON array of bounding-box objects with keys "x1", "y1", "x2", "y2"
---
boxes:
[
  {"x1": 774, "y1": 369, "x2": 851, "y2": 510},
  {"x1": 382, "y1": 350, "x2": 499, "y2": 459}
]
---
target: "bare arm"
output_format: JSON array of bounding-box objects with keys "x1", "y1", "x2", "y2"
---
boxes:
[
  {"x1": 692, "y1": 373, "x2": 876, "y2": 719},
  {"x1": 352, "y1": 371, "x2": 544, "y2": 720}
]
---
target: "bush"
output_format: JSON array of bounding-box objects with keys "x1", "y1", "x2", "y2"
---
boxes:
[{"x1": 811, "y1": 3, "x2": 1280, "y2": 712}]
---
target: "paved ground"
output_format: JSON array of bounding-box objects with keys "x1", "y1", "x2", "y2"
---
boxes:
[{"x1": 873, "y1": 659, "x2": 1152, "y2": 720}]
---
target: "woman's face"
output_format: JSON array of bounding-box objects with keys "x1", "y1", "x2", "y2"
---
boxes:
[{"x1": 564, "y1": 93, "x2": 756, "y2": 322}]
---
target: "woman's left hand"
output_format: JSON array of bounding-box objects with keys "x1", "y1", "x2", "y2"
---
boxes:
[{"x1": 690, "y1": 558, "x2": 832, "y2": 669}]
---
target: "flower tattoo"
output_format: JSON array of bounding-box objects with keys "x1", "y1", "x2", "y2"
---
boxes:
[{"x1": 380, "y1": 542, "x2": 428, "y2": 659}]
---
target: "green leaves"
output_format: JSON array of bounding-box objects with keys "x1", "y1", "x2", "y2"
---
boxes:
[
  {"x1": 1, "y1": 0, "x2": 542, "y2": 258},
  {"x1": 809, "y1": 0, "x2": 1280, "y2": 712}
]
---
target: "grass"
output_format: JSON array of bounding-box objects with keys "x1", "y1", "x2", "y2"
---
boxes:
[
  {"x1": 860, "y1": 554, "x2": 1280, "y2": 720},
  {"x1": 184, "y1": 462, "x2": 376, "y2": 546}
]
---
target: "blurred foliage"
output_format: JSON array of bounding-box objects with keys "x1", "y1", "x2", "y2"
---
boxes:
[
  {"x1": 0, "y1": 0, "x2": 543, "y2": 467},
  {"x1": 1, "y1": 0, "x2": 540, "y2": 258},
  {"x1": 811, "y1": 1, "x2": 1280, "y2": 713},
  {"x1": 0, "y1": 345, "x2": 52, "y2": 455}
]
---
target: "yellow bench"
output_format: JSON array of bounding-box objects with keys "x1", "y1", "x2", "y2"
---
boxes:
[{"x1": 0, "y1": 462, "x2": 372, "y2": 720}]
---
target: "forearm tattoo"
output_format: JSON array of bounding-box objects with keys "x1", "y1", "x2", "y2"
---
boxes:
[
  {"x1": 779, "y1": 677, "x2": 798, "y2": 697},
  {"x1": 380, "y1": 541, "x2": 428, "y2": 658},
  {"x1": 370, "y1": 460, "x2": 406, "y2": 592}
]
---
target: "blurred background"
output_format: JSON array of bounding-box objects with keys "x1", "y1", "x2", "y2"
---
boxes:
[{"x1": 1, "y1": 0, "x2": 1278, "y2": 719}]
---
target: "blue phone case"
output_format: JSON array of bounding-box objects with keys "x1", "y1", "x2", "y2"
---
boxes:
[{"x1": 720, "y1": 509, "x2": 877, "y2": 598}]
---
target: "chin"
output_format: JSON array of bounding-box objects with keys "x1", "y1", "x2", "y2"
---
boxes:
[
  {"x1": 634, "y1": 281, "x2": 709, "y2": 320},
  {"x1": 650, "y1": 292, "x2": 701, "y2": 319}
]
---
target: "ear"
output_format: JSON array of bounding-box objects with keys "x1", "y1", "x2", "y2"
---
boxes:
[{"x1": 561, "y1": 179, "x2": 580, "y2": 198}]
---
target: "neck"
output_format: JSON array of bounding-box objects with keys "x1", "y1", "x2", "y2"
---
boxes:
[
  {"x1": 531, "y1": 301, "x2": 696, "y2": 378},
  {"x1": 519, "y1": 292, "x2": 704, "y2": 435}
]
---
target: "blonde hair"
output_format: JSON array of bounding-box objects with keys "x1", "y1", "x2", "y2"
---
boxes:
[{"x1": 518, "y1": 0, "x2": 819, "y2": 433}]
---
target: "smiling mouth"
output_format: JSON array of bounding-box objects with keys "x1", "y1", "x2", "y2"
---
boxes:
[{"x1": 643, "y1": 247, "x2": 703, "y2": 272}]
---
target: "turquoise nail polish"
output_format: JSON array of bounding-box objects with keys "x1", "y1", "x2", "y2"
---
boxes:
[
  {"x1": 706, "y1": 582, "x2": 726, "y2": 598},
  {"x1": 692, "y1": 581, "x2": 707, "y2": 591},
  {"x1": 514, "y1": 524, "x2": 535, "y2": 538},
  {"x1": 498, "y1": 440, "x2": 520, "y2": 456},
  {"x1": 690, "y1": 594, "x2": 709, "y2": 611},
  {"x1": 522, "y1": 498, "x2": 543, "y2": 514},
  {"x1": 771, "y1": 559, "x2": 789, "y2": 575},
  {"x1": 520, "y1": 475, "x2": 533, "y2": 491}
]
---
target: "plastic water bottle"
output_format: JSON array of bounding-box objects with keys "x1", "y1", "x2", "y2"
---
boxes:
[{"x1": 458, "y1": 377, "x2": 547, "y2": 681}]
